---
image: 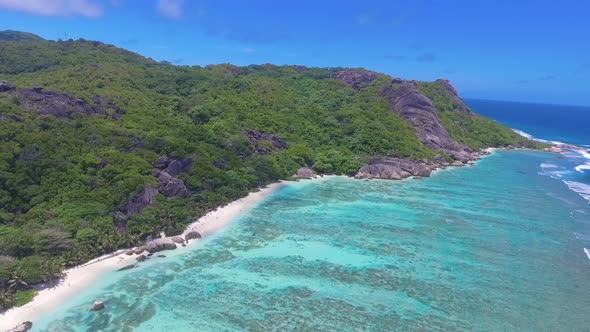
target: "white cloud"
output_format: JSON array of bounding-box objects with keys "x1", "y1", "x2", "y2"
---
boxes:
[
  {"x1": 0, "y1": 0, "x2": 102, "y2": 18},
  {"x1": 157, "y1": 0, "x2": 182, "y2": 19}
]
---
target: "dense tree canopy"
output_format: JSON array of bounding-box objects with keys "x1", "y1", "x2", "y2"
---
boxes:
[{"x1": 0, "y1": 35, "x2": 542, "y2": 309}]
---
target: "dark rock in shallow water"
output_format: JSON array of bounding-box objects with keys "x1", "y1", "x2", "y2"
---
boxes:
[
  {"x1": 185, "y1": 231, "x2": 201, "y2": 241},
  {"x1": 136, "y1": 254, "x2": 146, "y2": 262},
  {"x1": 117, "y1": 264, "x2": 137, "y2": 271},
  {"x1": 146, "y1": 238, "x2": 177, "y2": 253},
  {"x1": 5, "y1": 321, "x2": 32, "y2": 332},
  {"x1": 89, "y1": 300, "x2": 105, "y2": 311},
  {"x1": 157, "y1": 254, "x2": 166, "y2": 258}
]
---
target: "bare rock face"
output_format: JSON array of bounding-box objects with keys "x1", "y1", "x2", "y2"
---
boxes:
[
  {"x1": 123, "y1": 184, "x2": 157, "y2": 214},
  {"x1": 152, "y1": 155, "x2": 192, "y2": 198},
  {"x1": 435, "y1": 79, "x2": 473, "y2": 115},
  {"x1": 146, "y1": 238, "x2": 177, "y2": 253},
  {"x1": 379, "y1": 79, "x2": 470, "y2": 157},
  {"x1": 294, "y1": 167, "x2": 314, "y2": 179},
  {"x1": 122, "y1": 184, "x2": 158, "y2": 217},
  {"x1": 5, "y1": 321, "x2": 33, "y2": 332},
  {"x1": 331, "y1": 69, "x2": 378, "y2": 91},
  {"x1": 2, "y1": 86, "x2": 120, "y2": 119},
  {"x1": 356, "y1": 157, "x2": 434, "y2": 180},
  {"x1": 242, "y1": 130, "x2": 288, "y2": 155},
  {"x1": 0, "y1": 80, "x2": 15, "y2": 92}
]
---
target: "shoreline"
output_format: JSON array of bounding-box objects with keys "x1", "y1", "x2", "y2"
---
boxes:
[
  {"x1": 0, "y1": 180, "x2": 288, "y2": 330},
  {"x1": 0, "y1": 147, "x2": 569, "y2": 329}
]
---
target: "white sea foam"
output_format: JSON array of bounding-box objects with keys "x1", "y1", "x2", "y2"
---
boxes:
[
  {"x1": 575, "y1": 164, "x2": 590, "y2": 173},
  {"x1": 540, "y1": 163, "x2": 558, "y2": 169},
  {"x1": 584, "y1": 248, "x2": 590, "y2": 260},
  {"x1": 578, "y1": 150, "x2": 590, "y2": 160},
  {"x1": 563, "y1": 181, "x2": 590, "y2": 203},
  {"x1": 511, "y1": 128, "x2": 566, "y2": 145}
]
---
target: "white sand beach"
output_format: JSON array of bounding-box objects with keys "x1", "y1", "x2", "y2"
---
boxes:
[{"x1": 0, "y1": 181, "x2": 287, "y2": 330}]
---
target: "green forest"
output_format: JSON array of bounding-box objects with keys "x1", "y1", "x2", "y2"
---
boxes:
[{"x1": 0, "y1": 32, "x2": 542, "y2": 309}]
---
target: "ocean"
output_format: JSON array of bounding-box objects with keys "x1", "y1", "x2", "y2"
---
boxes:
[{"x1": 32, "y1": 100, "x2": 590, "y2": 331}]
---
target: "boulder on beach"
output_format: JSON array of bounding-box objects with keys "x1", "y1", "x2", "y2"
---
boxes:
[
  {"x1": 293, "y1": 167, "x2": 314, "y2": 179},
  {"x1": 125, "y1": 250, "x2": 134, "y2": 255},
  {"x1": 146, "y1": 238, "x2": 177, "y2": 253},
  {"x1": 133, "y1": 246, "x2": 147, "y2": 255},
  {"x1": 171, "y1": 236, "x2": 185, "y2": 244},
  {"x1": 185, "y1": 231, "x2": 201, "y2": 241},
  {"x1": 89, "y1": 299, "x2": 105, "y2": 311},
  {"x1": 136, "y1": 254, "x2": 146, "y2": 262},
  {"x1": 5, "y1": 321, "x2": 32, "y2": 332}
]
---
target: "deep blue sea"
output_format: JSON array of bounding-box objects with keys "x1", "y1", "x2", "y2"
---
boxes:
[{"x1": 26, "y1": 100, "x2": 590, "y2": 331}]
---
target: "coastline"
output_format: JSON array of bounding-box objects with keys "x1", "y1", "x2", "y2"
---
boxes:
[
  {"x1": 0, "y1": 147, "x2": 570, "y2": 329},
  {"x1": 0, "y1": 180, "x2": 288, "y2": 330}
]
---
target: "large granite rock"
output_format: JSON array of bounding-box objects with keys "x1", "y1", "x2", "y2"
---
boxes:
[
  {"x1": 294, "y1": 167, "x2": 314, "y2": 179},
  {"x1": 5, "y1": 322, "x2": 32, "y2": 332},
  {"x1": 356, "y1": 157, "x2": 434, "y2": 180},
  {"x1": 0, "y1": 80, "x2": 15, "y2": 92},
  {"x1": 331, "y1": 69, "x2": 378, "y2": 91},
  {"x1": 379, "y1": 79, "x2": 471, "y2": 158},
  {"x1": 146, "y1": 238, "x2": 177, "y2": 253},
  {"x1": 122, "y1": 184, "x2": 158, "y2": 217},
  {"x1": 435, "y1": 79, "x2": 473, "y2": 115},
  {"x1": 152, "y1": 155, "x2": 192, "y2": 198},
  {"x1": 1, "y1": 86, "x2": 120, "y2": 119},
  {"x1": 185, "y1": 231, "x2": 201, "y2": 241},
  {"x1": 242, "y1": 130, "x2": 288, "y2": 155},
  {"x1": 156, "y1": 171, "x2": 190, "y2": 198}
]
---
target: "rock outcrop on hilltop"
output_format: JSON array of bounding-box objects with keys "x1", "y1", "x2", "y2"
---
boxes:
[
  {"x1": 435, "y1": 79, "x2": 473, "y2": 115},
  {"x1": 331, "y1": 69, "x2": 378, "y2": 91},
  {"x1": 0, "y1": 82, "x2": 121, "y2": 119}
]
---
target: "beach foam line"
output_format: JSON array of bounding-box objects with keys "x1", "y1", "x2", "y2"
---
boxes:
[
  {"x1": 563, "y1": 180, "x2": 590, "y2": 203},
  {"x1": 511, "y1": 128, "x2": 566, "y2": 145},
  {"x1": 0, "y1": 180, "x2": 289, "y2": 330},
  {"x1": 575, "y1": 164, "x2": 590, "y2": 173}
]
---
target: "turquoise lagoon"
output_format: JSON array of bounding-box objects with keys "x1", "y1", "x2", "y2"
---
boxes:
[{"x1": 34, "y1": 150, "x2": 590, "y2": 331}]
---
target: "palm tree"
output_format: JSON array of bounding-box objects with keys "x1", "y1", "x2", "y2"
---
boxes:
[{"x1": 7, "y1": 272, "x2": 28, "y2": 292}]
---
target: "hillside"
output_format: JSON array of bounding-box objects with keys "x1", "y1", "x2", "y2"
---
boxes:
[{"x1": 0, "y1": 33, "x2": 544, "y2": 309}]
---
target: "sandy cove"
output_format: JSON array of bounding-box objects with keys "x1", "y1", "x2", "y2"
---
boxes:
[{"x1": 0, "y1": 180, "x2": 288, "y2": 330}]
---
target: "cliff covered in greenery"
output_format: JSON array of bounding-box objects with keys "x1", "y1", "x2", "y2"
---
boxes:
[{"x1": 0, "y1": 32, "x2": 543, "y2": 308}]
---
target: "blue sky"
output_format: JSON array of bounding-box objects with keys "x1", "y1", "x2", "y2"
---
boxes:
[{"x1": 0, "y1": 0, "x2": 588, "y2": 105}]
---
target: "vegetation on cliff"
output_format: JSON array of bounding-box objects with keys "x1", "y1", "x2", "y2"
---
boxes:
[{"x1": 0, "y1": 32, "x2": 543, "y2": 308}]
